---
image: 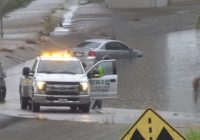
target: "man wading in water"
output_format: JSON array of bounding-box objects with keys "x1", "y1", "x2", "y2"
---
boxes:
[{"x1": 0, "y1": 62, "x2": 6, "y2": 103}]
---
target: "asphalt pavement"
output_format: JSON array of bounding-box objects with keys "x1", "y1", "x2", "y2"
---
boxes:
[{"x1": 0, "y1": 114, "x2": 127, "y2": 140}]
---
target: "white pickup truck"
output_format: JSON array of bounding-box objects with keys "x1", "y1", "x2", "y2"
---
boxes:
[{"x1": 19, "y1": 53, "x2": 118, "y2": 113}]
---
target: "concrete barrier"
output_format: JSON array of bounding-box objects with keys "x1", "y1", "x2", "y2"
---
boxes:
[{"x1": 105, "y1": 0, "x2": 168, "y2": 8}]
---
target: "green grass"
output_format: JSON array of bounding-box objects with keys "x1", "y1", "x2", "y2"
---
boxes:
[
  {"x1": 186, "y1": 130, "x2": 200, "y2": 140},
  {"x1": 1, "y1": 0, "x2": 33, "y2": 15}
]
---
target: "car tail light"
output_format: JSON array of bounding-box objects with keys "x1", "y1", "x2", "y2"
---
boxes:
[{"x1": 88, "y1": 51, "x2": 96, "y2": 57}]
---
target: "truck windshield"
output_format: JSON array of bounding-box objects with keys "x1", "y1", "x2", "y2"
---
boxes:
[{"x1": 37, "y1": 60, "x2": 84, "y2": 74}]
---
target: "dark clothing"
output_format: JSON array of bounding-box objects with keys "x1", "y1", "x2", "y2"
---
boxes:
[
  {"x1": 0, "y1": 64, "x2": 6, "y2": 101},
  {"x1": 0, "y1": 78, "x2": 5, "y2": 87},
  {"x1": 0, "y1": 86, "x2": 6, "y2": 100},
  {"x1": 0, "y1": 66, "x2": 6, "y2": 79},
  {"x1": 0, "y1": 85, "x2": 6, "y2": 102},
  {"x1": 92, "y1": 100, "x2": 102, "y2": 109}
]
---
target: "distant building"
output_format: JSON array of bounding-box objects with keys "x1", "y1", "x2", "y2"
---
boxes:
[
  {"x1": 105, "y1": 0, "x2": 193, "y2": 8},
  {"x1": 170, "y1": 0, "x2": 192, "y2": 2}
]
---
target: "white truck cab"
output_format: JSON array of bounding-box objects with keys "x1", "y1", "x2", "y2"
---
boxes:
[{"x1": 19, "y1": 52, "x2": 118, "y2": 113}]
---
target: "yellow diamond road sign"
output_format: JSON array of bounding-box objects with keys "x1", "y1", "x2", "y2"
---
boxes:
[{"x1": 121, "y1": 108, "x2": 186, "y2": 140}]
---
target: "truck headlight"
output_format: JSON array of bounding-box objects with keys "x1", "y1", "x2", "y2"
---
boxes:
[
  {"x1": 80, "y1": 82, "x2": 88, "y2": 92},
  {"x1": 37, "y1": 81, "x2": 46, "y2": 91}
]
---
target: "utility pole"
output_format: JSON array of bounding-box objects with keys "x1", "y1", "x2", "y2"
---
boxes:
[
  {"x1": 0, "y1": 0, "x2": 8, "y2": 38},
  {"x1": 0, "y1": 14, "x2": 3, "y2": 38}
]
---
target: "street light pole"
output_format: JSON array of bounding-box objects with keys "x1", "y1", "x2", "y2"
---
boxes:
[{"x1": 0, "y1": 15, "x2": 3, "y2": 38}]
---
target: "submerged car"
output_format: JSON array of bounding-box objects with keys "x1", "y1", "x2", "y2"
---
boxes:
[{"x1": 72, "y1": 39, "x2": 144, "y2": 67}]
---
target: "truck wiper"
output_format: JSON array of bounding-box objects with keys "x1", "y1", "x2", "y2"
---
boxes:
[
  {"x1": 55, "y1": 71, "x2": 77, "y2": 74},
  {"x1": 38, "y1": 71, "x2": 54, "y2": 74}
]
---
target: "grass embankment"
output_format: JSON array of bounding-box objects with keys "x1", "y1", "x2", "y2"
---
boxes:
[
  {"x1": 186, "y1": 130, "x2": 200, "y2": 140},
  {"x1": 0, "y1": 0, "x2": 33, "y2": 15}
]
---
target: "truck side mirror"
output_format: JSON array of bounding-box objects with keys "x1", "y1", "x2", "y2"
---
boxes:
[{"x1": 22, "y1": 67, "x2": 30, "y2": 77}]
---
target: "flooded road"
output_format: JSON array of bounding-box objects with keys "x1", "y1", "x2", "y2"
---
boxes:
[
  {"x1": 104, "y1": 30, "x2": 200, "y2": 114},
  {"x1": 3, "y1": 29, "x2": 200, "y2": 117}
]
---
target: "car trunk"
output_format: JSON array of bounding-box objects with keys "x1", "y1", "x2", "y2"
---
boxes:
[{"x1": 72, "y1": 48, "x2": 92, "y2": 60}]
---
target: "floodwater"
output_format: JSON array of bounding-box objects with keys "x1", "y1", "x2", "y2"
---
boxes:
[{"x1": 104, "y1": 30, "x2": 200, "y2": 115}]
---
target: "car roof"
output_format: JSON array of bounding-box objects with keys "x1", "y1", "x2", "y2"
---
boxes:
[{"x1": 84, "y1": 39, "x2": 119, "y2": 44}]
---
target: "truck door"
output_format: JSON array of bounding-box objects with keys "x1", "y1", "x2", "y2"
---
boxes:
[{"x1": 86, "y1": 59, "x2": 118, "y2": 98}]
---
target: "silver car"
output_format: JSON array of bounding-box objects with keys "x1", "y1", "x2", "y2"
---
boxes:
[{"x1": 72, "y1": 39, "x2": 144, "y2": 67}]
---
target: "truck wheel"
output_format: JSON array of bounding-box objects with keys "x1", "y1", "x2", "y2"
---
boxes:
[
  {"x1": 0, "y1": 93, "x2": 3, "y2": 102},
  {"x1": 79, "y1": 103, "x2": 90, "y2": 113},
  {"x1": 32, "y1": 101, "x2": 40, "y2": 112},
  {"x1": 0, "y1": 88, "x2": 3, "y2": 102},
  {"x1": 70, "y1": 106, "x2": 77, "y2": 112},
  {"x1": 20, "y1": 96, "x2": 28, "y2": 110}
]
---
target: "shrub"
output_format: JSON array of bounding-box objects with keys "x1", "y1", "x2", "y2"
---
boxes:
[
  {"x1": 42, "y1": 14, "x2": 57, "y2": 36},
  {"x1": 196, "y1": 15, "x2": 200, "y2": 29},
  {"x1": 1, "y1": 0, "x2": 33, "y2": 15},
  {"x1": 0, "y1": 48, "x2": 13, "y2": 52}
]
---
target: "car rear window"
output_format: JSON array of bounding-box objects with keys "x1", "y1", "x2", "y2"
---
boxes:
[{"x1": 77, "y1": 41, "x2": 101, "y2": 49}]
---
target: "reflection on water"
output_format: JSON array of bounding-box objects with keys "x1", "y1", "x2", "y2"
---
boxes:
[{"x1": 104, "y1": 30, "x2": 200, "y2": 114}]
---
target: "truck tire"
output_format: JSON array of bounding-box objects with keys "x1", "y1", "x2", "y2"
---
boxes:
[
  {"x1": 70, "y1": 106, "x2": 77, "y2": 112},
  {"x1": 0, "y1": 90, "x2": 3, "y2": 102},
  {"x1": 79, "y1": 103, "x2": 90, "y2": 113},
  {"x1": 20, "y1": 96, "x2": 28, "y2": 110},
  {"x1": 32, "y1": 100, "x2": 40, "y2": 112}
]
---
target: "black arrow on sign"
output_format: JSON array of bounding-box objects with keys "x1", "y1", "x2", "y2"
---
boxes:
[
  {"x1": 157, "y1": 127, "x2": 174, "y2": 140},
  {"x1": 131, "y1": 129, "x2": 145, "y2": 140}
]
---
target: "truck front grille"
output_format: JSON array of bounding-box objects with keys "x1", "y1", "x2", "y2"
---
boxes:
[{"x1": 45, "y1": 82, "x2": 80, "y2": 95}]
